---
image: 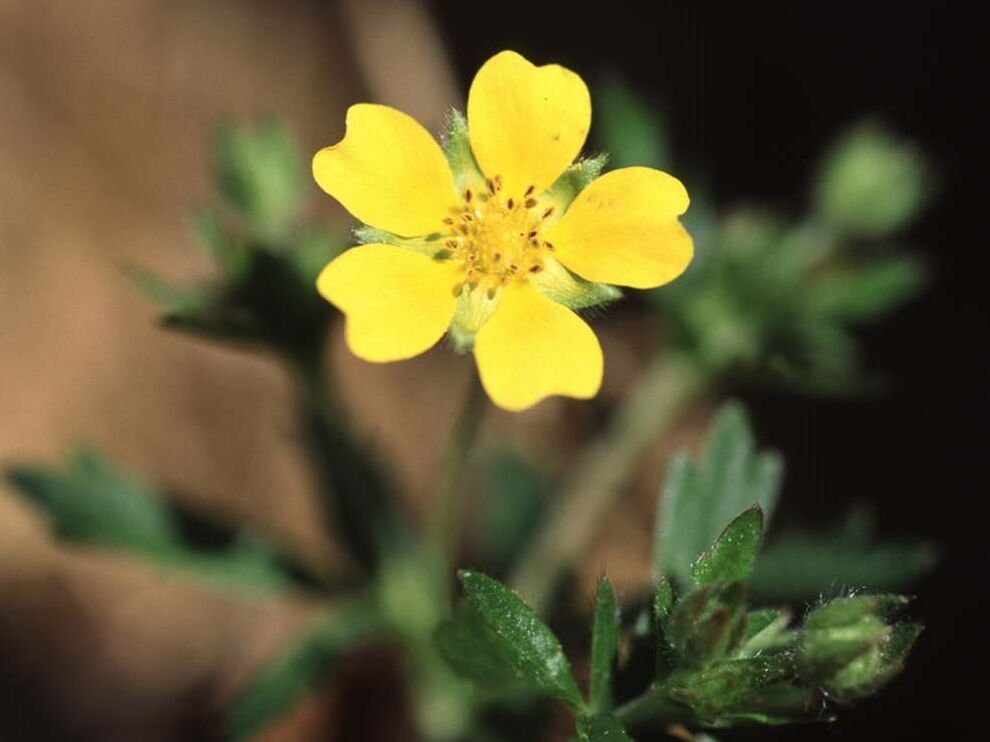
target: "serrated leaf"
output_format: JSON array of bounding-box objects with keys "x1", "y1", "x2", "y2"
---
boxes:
[
  {"x1": 225, "y1": 603, "x2": 378, "y2": 741},
  {"x1": 692, "y1": 506, "x2": 764, "y2": 586},
  {"x1": 214, "y1": 120, "x2": 305, "y2": 238},
  {"x1": 6, "y1": 448, "x2": 180, "y2": 552},
  {"x1": 590, "y1": 577, "x2": 620, "y2": 712},
  {"x1": 436, "y1": 603, "x2": 531, "y2": 695},
  {"x1": 655, "y1": 403, "x2": 782, "y2": 589},
  {"x1": 454, "y1": 571, "x2": 583, "y2": 708},
  {"x1": 575, "y1": 712, "x2": 632, "y2": 742}
]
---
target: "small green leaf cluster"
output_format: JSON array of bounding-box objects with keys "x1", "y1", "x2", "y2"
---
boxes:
[
  {"x1": 436, "y1": 403, "x2": 924, "y2": 739},
  {"x1": 595, "y1": 80, "x2": 931, "y2": 391},
  {"x1": 129, "y1": 121, "x2": 342, "y2": 369},
  {"x1": 6, "y1": 448, "x2": 297, "y2": 593}
]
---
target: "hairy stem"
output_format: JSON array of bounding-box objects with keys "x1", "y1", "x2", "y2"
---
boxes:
[{"x1": 509, "y1": 351, "x2": 704, "y2": 613}]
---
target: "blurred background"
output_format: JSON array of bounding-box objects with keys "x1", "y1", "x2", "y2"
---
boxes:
[{"x1": 1, "y1": 0, "x2": 985, "y2": 740}]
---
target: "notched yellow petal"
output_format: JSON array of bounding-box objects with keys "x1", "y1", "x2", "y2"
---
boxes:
[
  {"x1": 468, "y1": 50, "x2": 591, "y2": 199},
  {"x1": 312, "y1": 104, "x2": 457, "y2": 237},
  {"x1": 548, "y1": 167, "x2": 693, "y2": 289},
  {"x1": 317, "y1": 244, "x2": 459, "y2": 362},
  {"x1": 474, "y1": 282, "x2": 603, "y2": 411}
]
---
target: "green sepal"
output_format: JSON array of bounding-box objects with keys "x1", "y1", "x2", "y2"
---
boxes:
[
  {"x1": 664, "y1": 654, "x2": 804, "y2": 725},
  {"x1": 443, "y1": 108, "x2": 486, "y2": 193},
  {"x1": 666, "y1": 581, "x2": 748, "y2": 668},
  {"x1": 352, "y1": 224, "x2": 447, "y2": 258},
  {"x1": 541, "y1": 154, "x2": 608, "y2": 217},
  {"x1": 738, "y1": 608, "x2": 793, "y2": 656},
  {"x1": 531, "y1": 257, "x2": 622, "y2": 311}
]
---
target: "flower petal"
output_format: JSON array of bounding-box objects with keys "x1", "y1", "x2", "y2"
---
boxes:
[
  {"x1": 467, "y1": 50, "x2": 591, "y2": 199},
  {"x1": 317, "y1": 244, "x2": 459, "y2": 362},
  {"x1": 312, "y1": 104, "x2": 457, "y2": 237},
  {"x1": 547, "y1": 167, "x2": 694, "y2": 289},
  {"x1": 474, "y1": 282, "x2": 603, "y2": 411}
]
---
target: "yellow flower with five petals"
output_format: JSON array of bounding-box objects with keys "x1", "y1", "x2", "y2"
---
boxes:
[{"x1": 313, "y1": 51, "x2": 693, "y2": 411}]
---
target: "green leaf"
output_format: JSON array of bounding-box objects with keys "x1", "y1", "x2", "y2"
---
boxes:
[
  {"x1": 225, "y1": 602, "x2": 378, "y2": 741},
  {"x1": 655, "y1": 402, "x2": 782, "y2": 588},
  {"x1": 665, "y1": 654, "x2": 801, "y2": 724},
  {"x1": 653, "y1": 577, "x2": 679, "y2": 680},
  {"x1": 452, "y1": 571, "x2": 583, "y2": 708},
  {"x1": 665, "y1": 582, "x2": 748, "y2": 668},
  {"x1": 589, "y1": 577, "x2": 620, "y2": 712},
  {"x1": 214, "y1": 120, "x2": 305, "y2": 238},
  {"x1": 749, "y1": 510, "x2": 936, "y2": 603},
  {"x1": 691, "y1": 506, "x2": 764, "y2": 586},
  {"x1": 595, "y1": 78, "x2": 669, "y2": 169},
  {"x1": 6, "y1": 448, "x2": 180, "y2": 552},
  {"x1": 187, "y1": 209, "x2": 250, "y2": 279},
  {"x1": 575, "y1": 712, "x2": 632, "y2": 742},
  {"x1": 812, "y1": 256, "x2": 925, "y2": 322},
  {"x1": 6, "y1": 448, "x2": 296, "y2": 593},
  {"x1": 436, "y1": 603, "x2": 534, "y2": 695}
]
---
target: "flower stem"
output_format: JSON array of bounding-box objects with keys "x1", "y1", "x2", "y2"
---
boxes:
[
  {"x1": 509, "y1": 351, "x2": 704, "y2": 614},
  {"x1": 429, "y1": 370, "x2": 487, "y2": 580}
]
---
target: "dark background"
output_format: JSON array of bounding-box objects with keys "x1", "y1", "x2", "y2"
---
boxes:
[{"x1": 436, "y1": 0, "x2": 986, "y2": 738}]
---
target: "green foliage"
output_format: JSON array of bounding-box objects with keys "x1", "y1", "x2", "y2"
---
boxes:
[
  {"x1": 438, "y1": 571, "x2": 584, "y2": 708},
  {"x1": 749, "y1": 510, "x2": 937, "y2": 603},
  {"x1": 589, "y1": 577, "x2": 620, "y2": 712},
  {"x1": 691, "y1": 506, "x2": 764, "y2": 586},
  {"x1": 131, "y1": 122, "x2": 342, "y2": 368},
  {"x1": 214, "y1": 120, "x2": 306, "y2": 240},
  {"x1": 6, "y1": 448, "x2": 291, "y2": 592},
  {"x1": 592, "y1": 78, "x2": 933, "y2": 391},
  {"x1": 225, "y1": 602, "x2": 381, "y2": 741},
  {"x1": 655, "y1": 402, "x2": 782, "y2": 589},
  {"x1": 815, "y1": 122, "x2": 931, "y2": 238},
  {"x1": 7, "y1": 447, "x2": 179, "y2": 552},
  {"x1": 799, "y1": 595, "x2": 921, "y2": 701}
]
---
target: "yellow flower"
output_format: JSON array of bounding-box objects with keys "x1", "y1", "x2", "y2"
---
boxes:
[{"x1": 313, "y1": 51, "x2": 692, "y2": 411}]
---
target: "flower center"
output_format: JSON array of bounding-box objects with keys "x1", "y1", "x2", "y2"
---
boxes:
[{"x1": 443, "y1": 176, "x2": 556, "y2": 298}]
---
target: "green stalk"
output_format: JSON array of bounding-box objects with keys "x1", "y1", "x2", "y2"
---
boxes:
[
  {"x1": 509, "y1": 351, "x2": 705, "y2": 614},
  {"x1": 429, "y1": 371, "x2": 488, "y2": 581}
]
